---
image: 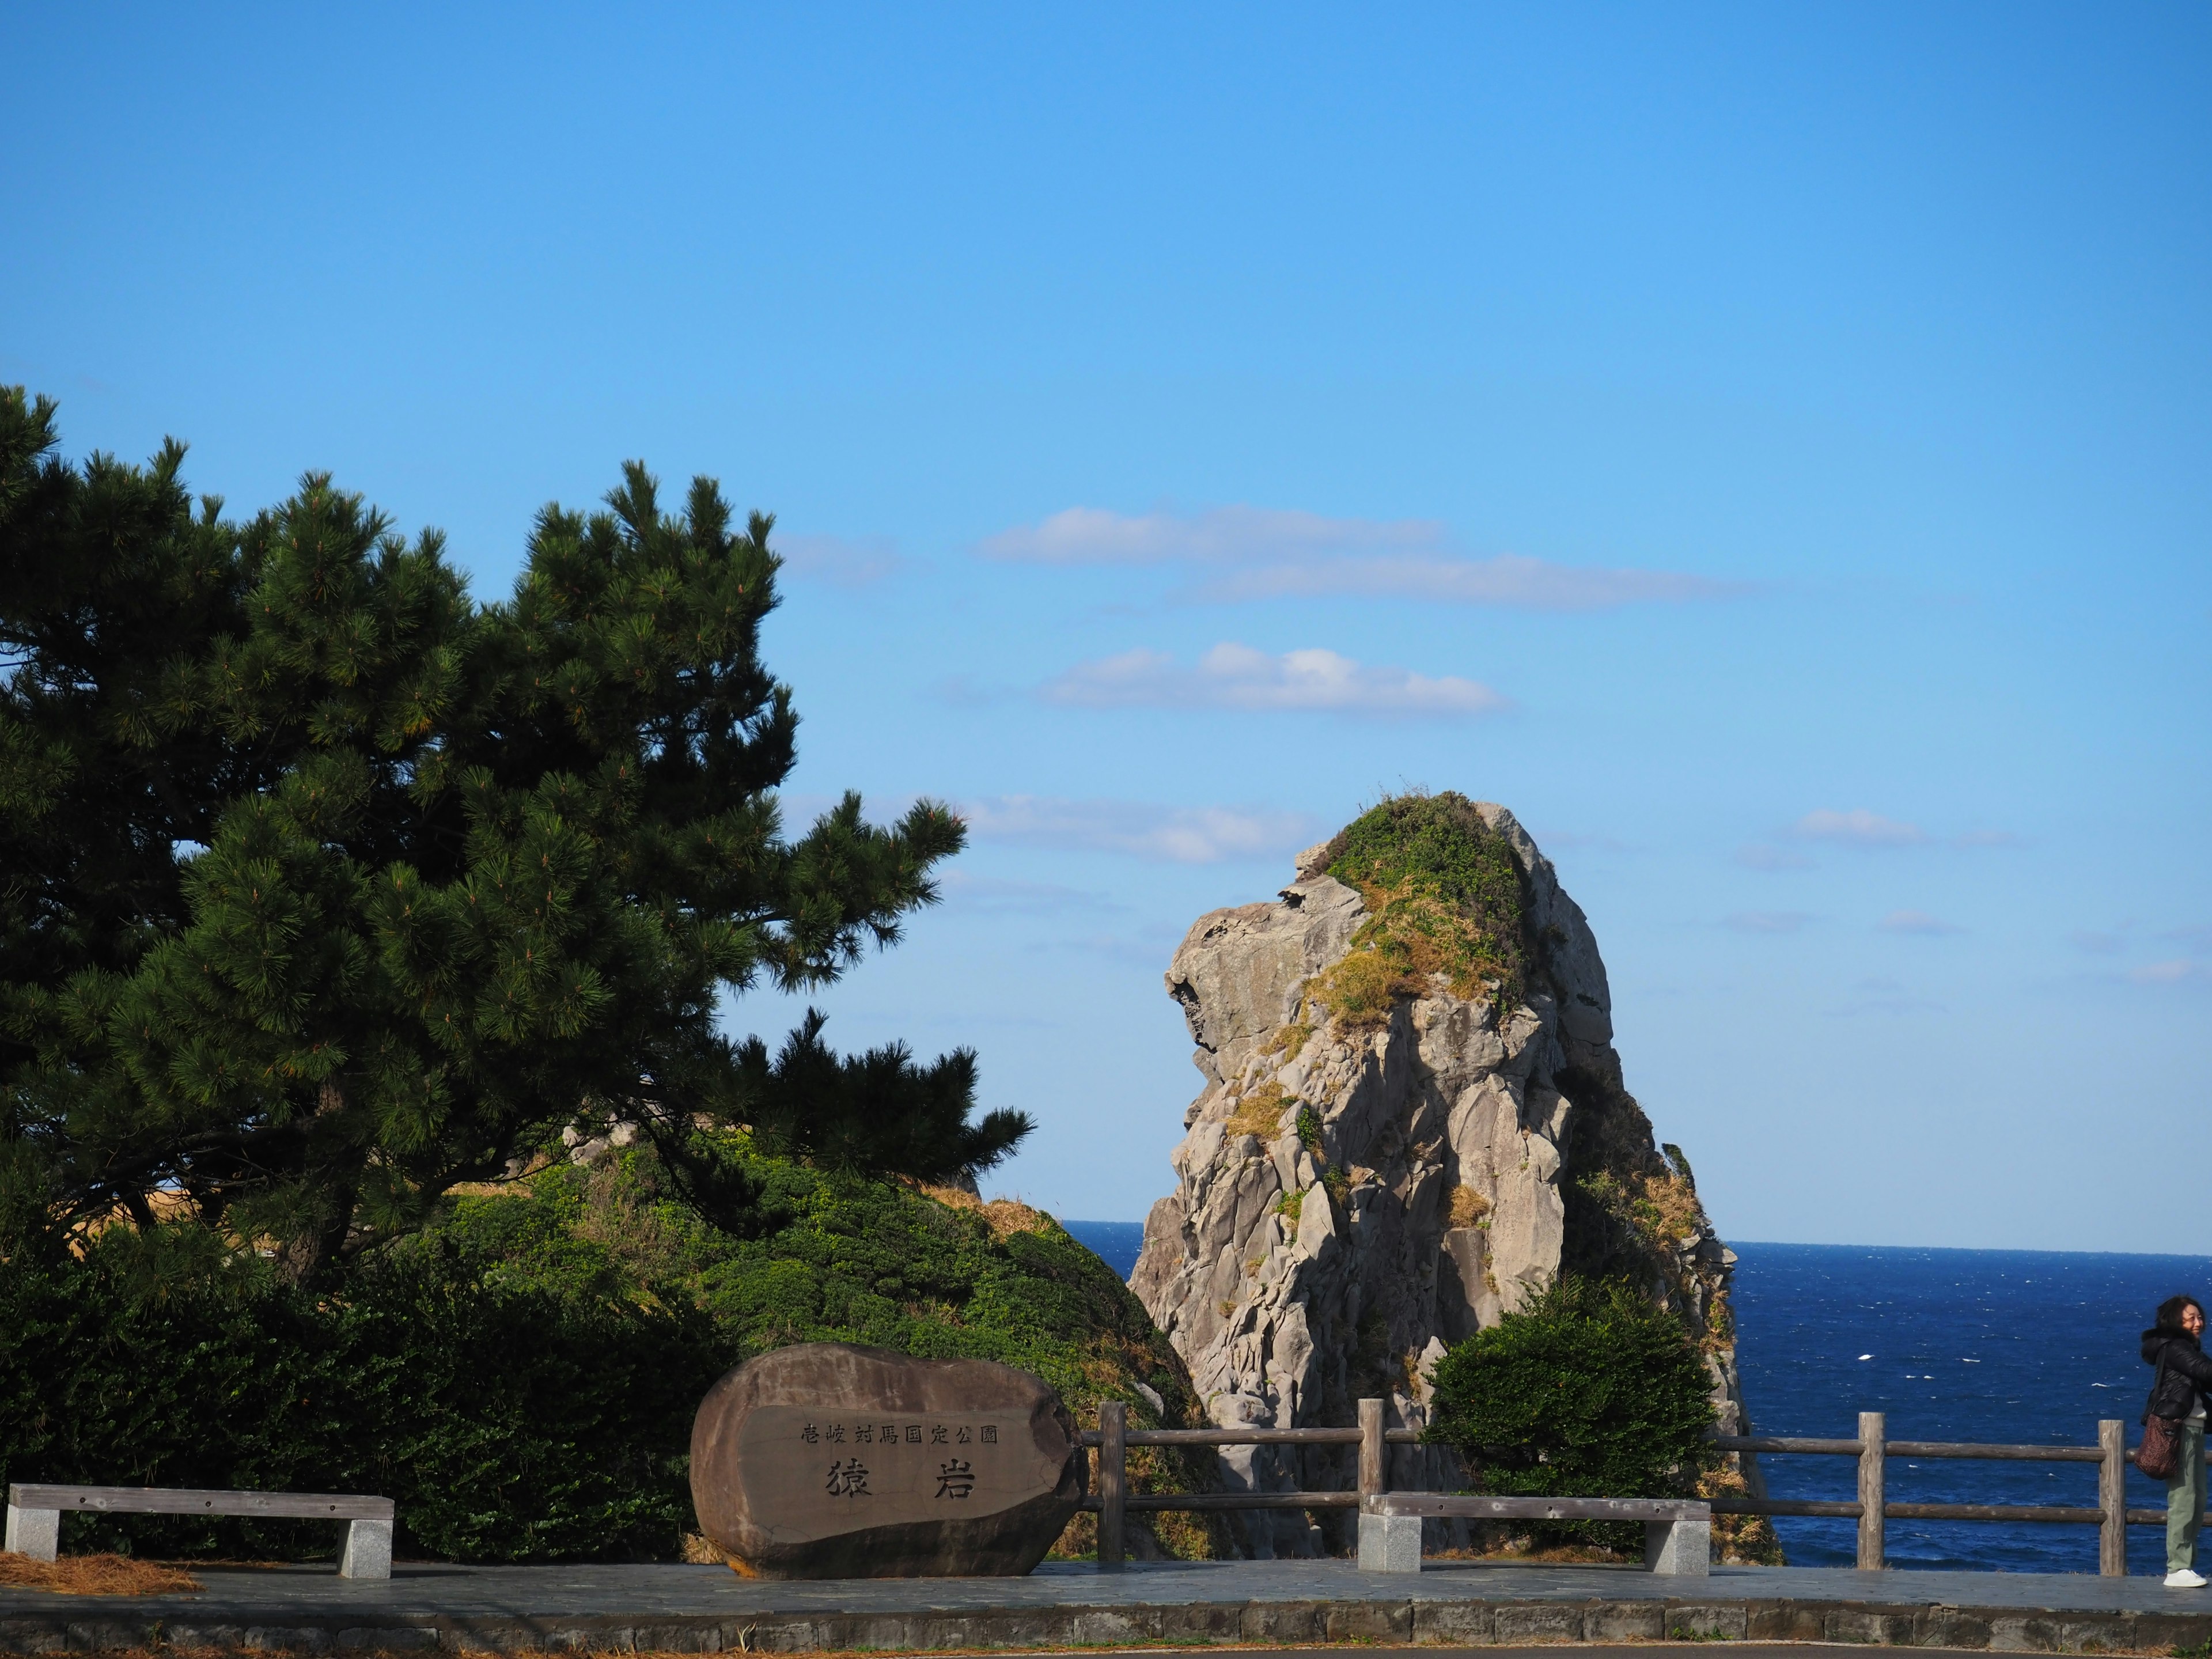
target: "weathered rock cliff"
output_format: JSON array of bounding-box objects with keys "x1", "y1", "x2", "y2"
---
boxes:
[{"x1": 1131, "y1": 794, "x2": 1772, "y2": 1560}]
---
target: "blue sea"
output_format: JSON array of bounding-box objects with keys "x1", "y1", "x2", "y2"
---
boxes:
[{"x1": 1062, "y1": 1224, "x2": 2212, "y2": 1577}]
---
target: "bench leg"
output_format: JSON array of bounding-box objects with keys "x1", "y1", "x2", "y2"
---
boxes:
[
  {"x1": 1645, "y1": 1517, "x2": 1710, "y2": 1575},
  {"x1": 5, "y1": 1503, "x2": 59, "y2": 1563},
  {"x1": 1358, "y1": 1512, "x2": 1422, "y2": 1573},
  {"x1": 339, "y1": 1518, "x2": 392, "y2": 1580}
]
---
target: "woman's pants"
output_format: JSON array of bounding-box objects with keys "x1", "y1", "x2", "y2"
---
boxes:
[{"x1": 2168, "y1": 1419, "x2": 2207, "y2": 1573}]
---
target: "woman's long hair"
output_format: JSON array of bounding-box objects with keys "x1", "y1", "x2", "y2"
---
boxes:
[{"x1": 2156, "y1": 1294, "x2": 2205, "y2": 1335}]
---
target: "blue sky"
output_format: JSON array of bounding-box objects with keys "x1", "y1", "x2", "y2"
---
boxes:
[{"x1": 7, "y1": 3, "x2": 2207, "y2": 1251}]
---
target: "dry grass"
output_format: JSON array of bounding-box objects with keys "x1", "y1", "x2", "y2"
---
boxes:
[
  {"x1": 1446, "y1": 1183, "x2": 1491, "y2": 1229},
  {"x1": 677, "y1": 1532, "x2": 726, "y2": 1566},
  {"x1": 1632, "y1": 1170, "x2": 1704, "y2": 1243},
  {"x1": 1222, "y1": 1081, "x2": 1289, "y2": 1139},
  {"x1": 1309, "y1": 943, "x2": 1407, "y2": 1028},
  {"x1": 0, "y1": 1551, "x2": 202, "y2": 1596},
  {"x1": 1264, "y1": 1005, "x2": 1316, "y2": 1063}
]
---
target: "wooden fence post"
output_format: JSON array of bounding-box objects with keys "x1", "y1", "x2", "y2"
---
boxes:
[
  {"x1": 1358, "y1": 1397, "x2": 1386, "y2": 1505},
  {"x1": 1857, "y1": 1411, "x2": 1885, "y2": 1570},
  {"x1": 1098, "y1": 1400, "x2": 1126, "y2": 1571},
  {"x1": 2098, "y1": 1419, "x2": 2127, "y2": 1576}
]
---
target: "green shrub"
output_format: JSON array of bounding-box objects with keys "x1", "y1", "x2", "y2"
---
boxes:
[
  {"x1": 0, "y1": 1219, "x2": 723, "y2": 1562},
  {"x1": 1424, "y1": 1275, "x2": 1718, "y2": 1551}
]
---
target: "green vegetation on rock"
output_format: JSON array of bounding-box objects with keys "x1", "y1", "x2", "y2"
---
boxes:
[{"x1": 1312, "y1": 791, "x2": 1528, "y2": 1024}]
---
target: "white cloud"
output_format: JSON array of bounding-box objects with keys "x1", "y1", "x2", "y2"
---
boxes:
[
  {"x1": 979, "y1": 505, "x2": 1739, "y2": 610},
  {"x1": 1725, "y1": 911, "x2": 1813, "y2": 934},
  {"x1": 959, "y1": 796, "x2": 1319, "y2": 865},
  {"x1": 776, "y1": 532, "x2": 904, "y2": 588},
  {"x1": 1879, "y1": 909, "x2": 1964, "y2": 936},
  {"x1": 1791, "y1": 808, "x2": 1929, "y2": 847},
  {"x1": 1043, "y1": 643, "x2": 1508, "y2": 719}
]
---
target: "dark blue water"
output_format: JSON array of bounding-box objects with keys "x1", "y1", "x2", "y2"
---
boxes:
[
  {"x1": 1732, "y1": 1241, "x2": 2210, "y2": 1575},
  {"x1": 1064, "y1": 1222, "x2": 2212, "y2": 1575},
  {"x1": 1068, "y1": 1220, "x2": 1145, "y2": 1278}
]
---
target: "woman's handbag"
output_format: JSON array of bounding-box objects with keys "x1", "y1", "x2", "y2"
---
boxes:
[{"x1": 2141, "y1": 1342, "x2": 2185, "y2": 1481}]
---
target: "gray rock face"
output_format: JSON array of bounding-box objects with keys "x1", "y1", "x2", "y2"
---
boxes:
[
  {"x1": 1131, "y1": 805, "x2": 1757, "y2": 1559},
  {"x1": 690, "y1": 1343, "x2": 1085, "y2": 1577}
]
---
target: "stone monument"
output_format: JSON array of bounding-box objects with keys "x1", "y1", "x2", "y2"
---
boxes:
[{"x1": 690, "y1": 1342, "x2": 1086, "y2": 1577}]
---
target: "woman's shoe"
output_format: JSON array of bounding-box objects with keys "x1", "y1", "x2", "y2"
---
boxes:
[{"x1": 2165, "y1": 1569, "x2": 2208, "y2": 1588}]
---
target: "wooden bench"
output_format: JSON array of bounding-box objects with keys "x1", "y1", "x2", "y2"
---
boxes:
[
  {"x1": 1359, "y1": 1492, "x2": 1711, "y2": 1575},
  {"x1": 5, "y1": 1484, "x2": 396, "y2": 1580}
]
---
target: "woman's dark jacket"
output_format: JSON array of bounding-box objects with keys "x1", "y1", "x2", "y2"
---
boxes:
[{"x1": 2141, "y1": 1329, "x2": 2212, "y2": 1422}]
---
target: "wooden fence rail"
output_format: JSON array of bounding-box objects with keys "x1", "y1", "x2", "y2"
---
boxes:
[
  {"x1": 1078, "y1": 1403, "x2": 2209, "y2": 1577},
  {"x1": 1710, "y1": 1412, "x2": 2210, "y2": 1576}
]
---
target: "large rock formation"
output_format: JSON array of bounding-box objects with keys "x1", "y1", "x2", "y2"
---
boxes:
[{"x1": 1131, "y1": 795, "x2": 1771, "y2": 1560}]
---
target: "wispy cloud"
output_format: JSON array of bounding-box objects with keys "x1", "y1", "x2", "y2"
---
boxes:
[
  {"x1": 1043, "y1": 643, "x2": 1508, "y2": 719},
  {"x1": 2131, "y1": 959, "x2": 2211, "y2": 985},
  {"x1": 1734, "y1": 843, "x2": 1815, "y2": 872},
  {"x1": 979, "y1": 505, "x2": 1741, "y2": 610},
  {"x1": 940, "y1": 871, "x2": 1128, "y2": 916},
  {"x1": 1793, "y1": 808, "x2": 1929, "y2": 847},
  {"x1": 1024, "y1": 922, "x2": 1191, "y2": 968},
  {"x1": 2068, "y1": 927, "x2": 2129, "y2": 956},
  {"x1": 1784, "y1": 808, "x2": 2021, "y2": 851},
  {"x1": 959, "y1": 796, "x2": 1320, "y2": 864},
  {"x1": 1830, "y1": 975, "x2": 1946, "y2": 1017},
  {"x1": 1725, "y1": 911, "x2": 1813, "y2": 934},
  {"x1": 1879, "y1": 909, "x2": 1964, "y2": 936},
  {"x1": 777, "y1": 532, "x2": 905, "y2": 588}
]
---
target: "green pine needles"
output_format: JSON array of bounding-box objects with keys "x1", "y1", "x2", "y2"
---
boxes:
[{"x1": 0, "y1": 388, "x2": 1027, "y2": 1280}]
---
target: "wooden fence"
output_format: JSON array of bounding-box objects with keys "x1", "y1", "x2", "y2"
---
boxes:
[
  {"x1": 1714, "y1": 1412, "x2": 2207, "y2": 1576},
  {"x1": 1076, "y1": 1402, "x2": 2211, "y2": 1575}
]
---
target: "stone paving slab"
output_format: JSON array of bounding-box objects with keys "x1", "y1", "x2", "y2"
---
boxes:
[{"x1": 6, "y1": 1560, "x2": 2212, "y2": 1653}]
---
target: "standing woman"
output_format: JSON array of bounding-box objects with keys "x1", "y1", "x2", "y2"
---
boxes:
[{"x1": 2144, "y1": 1295, "x2": 2212, "y2": 1586}]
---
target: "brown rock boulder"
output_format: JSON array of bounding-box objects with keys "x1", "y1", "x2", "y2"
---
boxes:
[{"x1": 690, "y1": 1342, "x2": 1086, "y2": 1578}]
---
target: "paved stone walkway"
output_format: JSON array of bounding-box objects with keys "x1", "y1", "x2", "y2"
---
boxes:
[{"x1": 7, "y1": 1559, "x2": 2212, "y2": 1652}]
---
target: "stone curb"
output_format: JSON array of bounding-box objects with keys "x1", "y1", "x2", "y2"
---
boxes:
[{"x1": 7, "y1": 1596, "x2": 2212, "y2": 1654}]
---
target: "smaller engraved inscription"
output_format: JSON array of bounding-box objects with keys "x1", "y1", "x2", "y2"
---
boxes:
[{"x1": 732, "y1": 1407, "x2": 1043, "y2": 1541}]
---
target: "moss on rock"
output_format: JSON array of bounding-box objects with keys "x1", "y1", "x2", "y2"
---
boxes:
[{"x1": 1312, "y1": 791, "x2": 1530, "y2": 1022}]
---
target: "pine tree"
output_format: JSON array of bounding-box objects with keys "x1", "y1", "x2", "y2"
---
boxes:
[{"x1": 0, "y1": 388, "x2": 1025, "y2": 1280}]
